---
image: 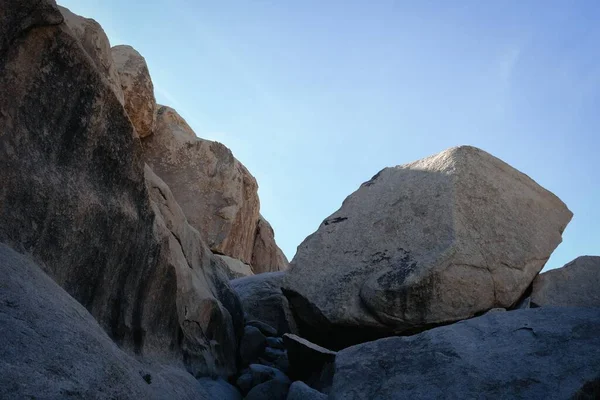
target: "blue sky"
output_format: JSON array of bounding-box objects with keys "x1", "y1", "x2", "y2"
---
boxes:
[{"x1": 59, "y1": 0, "x2": 599, "y2": 271}]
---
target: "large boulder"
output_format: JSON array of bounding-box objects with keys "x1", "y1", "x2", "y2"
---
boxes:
[
  {"x1": 283, "y1": 146, "x2": 572, "y2": 347},
  {"x1": 532, "y1": 256, "x2": 600, "y2": 308},
  {"x1": 58, "y1": 5, "x2": 124, "y2": 105},
  {"x1": 0, "y1": 0, "x2": 241, "y2": 378},
  {"x1": 252, "y1": 216, "x2": 290, "y2": 273},
  {"x1": 330, "y1": 307, "x2": 600, "y2": 400},
  {"x1": 112, "y1": 45, "x2": 156, "y2": 138},
  {"x1": 0, "y1": 243, "x2": 234, "y2": 400},
  {"x1": 231, "y1": 272, "x2": 298, "y2": 336},
  {"x1": 141, "y1": 105, "x2": 288, "y2": 272}
]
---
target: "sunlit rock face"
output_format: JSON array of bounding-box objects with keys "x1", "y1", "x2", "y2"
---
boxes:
[
  {"x1": 112, "y1": 44, "x2": 157, "y2": 138},
  {"x1": 142, "y1": 105, "x2": 288, "y2": 272}
]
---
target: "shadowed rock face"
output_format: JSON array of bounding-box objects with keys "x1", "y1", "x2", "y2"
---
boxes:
[
  {"x1": 330, "y1": 308, "x2": 600, "y2": 400},
  {"x1": 0, "y1": 243, "x2": 241, "y2": 400},
  {"x1": 283, "y1": 146, "x2": 572, "y2": 346},
  {"x1": 532, "y1": 256, "x2": 600, "y2": 308},
  {"x1": 0, "y1": 0, "x2": 241, "y2": 378},
  {"x1": 231, "y1": 272, "x2": 298, "y2": 336}
]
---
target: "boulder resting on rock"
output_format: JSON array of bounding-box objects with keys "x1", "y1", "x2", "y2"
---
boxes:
[{"x1": 283, "y1": 146, "x2": 572, "y2": 347}]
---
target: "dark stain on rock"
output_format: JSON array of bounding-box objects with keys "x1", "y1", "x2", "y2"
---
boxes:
[
  {"x1": 323, "y1": 217, "x2": 348, "y2": 226},
  {"x1": 361, "y1": 170, "x2": 383, "y2": 187}
]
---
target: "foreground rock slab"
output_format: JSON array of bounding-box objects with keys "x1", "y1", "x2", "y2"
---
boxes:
[
  {"x1": 284, "y1": 146, "x2": 572, "y2": 345},
  {"x1": 532, "y1": 256, "x2": 600, "y2": 308},
  {"x1": 330, "y1": 307, "x2": 600, "y2": 400},
  {"x1": 0, "y1": 244, "x2": 231, "y2": 400}
]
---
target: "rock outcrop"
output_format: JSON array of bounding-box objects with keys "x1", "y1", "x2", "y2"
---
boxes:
[
  {"x1": 252, "y1": 216, "x2": 290, "y2": 273},
  {"x1": 283, "y1": 146, "x2": 572, "y2": 347},
  {"x1": 142, "y1": 105, "x2": 288, "y2": 271},
  {"x1": 330, "y1": 307, "x2": 600, "y2": 400},
  {"x1": 112, "y1": 45, "x2": 156, "y2": 138},
  {"x1": 0, "y1": 0, "x2": 241, "y2": 378},
  {"x1": 0, "y1": 243, "x2": 238, "y2": 400},
  {"x1": 231, "y1": 272, "x2": 298, "y2": 336},
  {"x1": 532, "y1": 256, "x2": 600, "y2": 308},
  {"x1": 58, "y1": 5, "x2": 124, "y2": 105},
  {"x1": 142, "y1": 105, "x2": 260, "y2": 263}
]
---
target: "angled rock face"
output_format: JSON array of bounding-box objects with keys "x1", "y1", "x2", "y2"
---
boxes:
[
  {"x1": 112, "y1": 45, "x2": 156, "y2": 138},
  {"x1": 0, "y1": 0, "x2": 241, "y2": 378},
  {"x1": 142, "y1": 105, "x2": 260, "y2": 264},
  {"x1": 0, "y1": 243, "x2": 232, "y2": 400},
  {"x1": 532, "y1": 256, "x2": 600, "y2": 308},
  {"x1": 58, "y1": 5, "x2": 124, "y2": 105},
  {"x1": 330, "y1": 308, "x2": 600, "y2": 400},
  {"x1": 283, "y1": 146, "x2": 572, "y2": 344},
  {"x1": 252, "y1": 216, "x2": 289, "y2": 273}
]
